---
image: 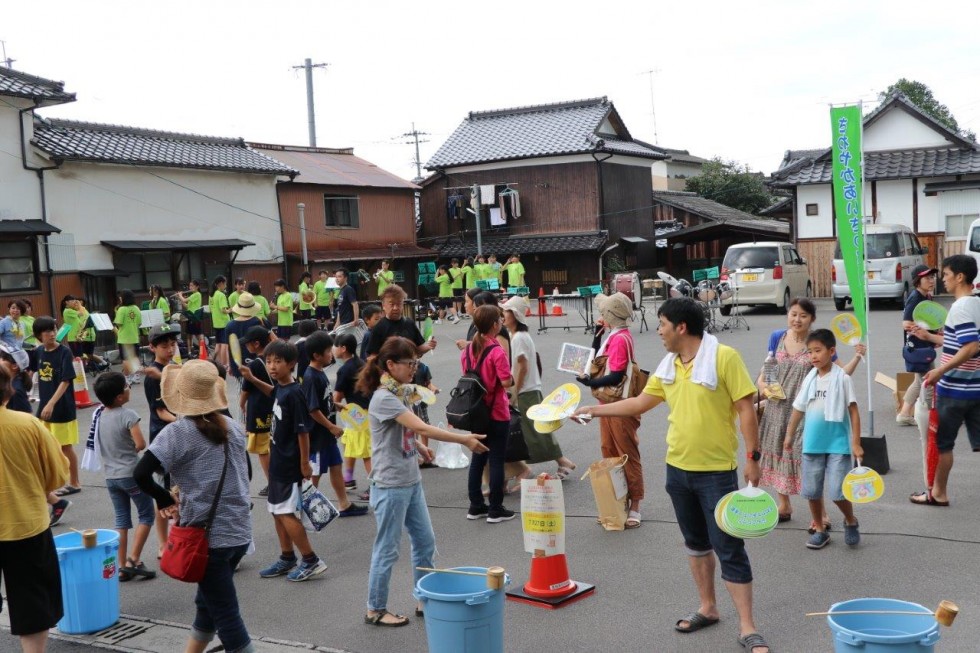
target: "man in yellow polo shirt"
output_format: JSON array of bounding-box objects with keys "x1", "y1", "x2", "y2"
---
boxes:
[{"x1": 574, "y1": 297, "x2": 769, "y2": 653}]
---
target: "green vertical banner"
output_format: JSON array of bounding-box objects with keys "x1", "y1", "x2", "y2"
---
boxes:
[{"x1": 830, "y1": 105, "x2": 867, "y2": 337}]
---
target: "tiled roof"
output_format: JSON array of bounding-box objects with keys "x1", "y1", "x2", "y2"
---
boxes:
[
  {"x1": 426, "y1": 97, "x2": 665, "y2": 169},
  {"x1": 662, "y1": 147, "x2": 709, "y2": 165},
  {"x1": 33, "y1": 118, "x2": 296, "y2": 176},
  {"x1": 0, "y1": 67, "x2": 75, "y2": 105},
  {"x1": 770, "y1": 147, "x2": 980, "y2": 187},
  {"x1": 250, "y1": 143, "x2": 417, "y2": 189},
  {"x1": 436, "y1": 231, "x2": 607, "y2": 258},
  {"x1": 759, "y1": 196, "x2": 793, "y2": 216},
  {"x1": 651, "y1": 191, "x2": 789, "y2": 234}
]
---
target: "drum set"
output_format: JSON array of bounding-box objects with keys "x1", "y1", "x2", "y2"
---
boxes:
[{"x1": 656, "y1": 272, "x2": 740, "y2": 333}]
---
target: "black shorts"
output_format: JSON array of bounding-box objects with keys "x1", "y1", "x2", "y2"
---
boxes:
[
  {"x1": 299, "y1": 309, "x2": 313, "y2": 320},
  {"x1": 187, "y1": 321, "x2": 203, "y2": 336},
  {"x1": 69, "y1": 341, "x2": 84, "y2": 357},
  {"x1": 437, "y1": 298, "x2": 454, "y2": 309},
  {"x1": 315, "y1": 306, "x2": 332, "y2": 321},
  {"x1": 452, "y1": 288, "x2": 465, "y2": 298},
  {"x1": 214, "y1": 327, "x2": 227, "y2": 344},
  {"x1": 0, "y1": 529, "x2": 63, "y2": 635},
  {"x1": 275, "y1": 325, "x2": 292, "y2": 340},
  {"x1": 82, "y1": 341, "x2": 96, "y2": 356}
]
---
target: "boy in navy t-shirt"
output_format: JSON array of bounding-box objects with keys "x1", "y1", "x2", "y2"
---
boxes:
[
  {"x1": 785, "y1": 329, "x2": 863, "y2": 550},
  {"x1": 259, "y1": 340, "x2": 327, "y2": 582},
  {"x1": 239, "y1": 326, "x2": 275, "y2": 495},
  {"x1": 34, "y1": 316, "x2": 81, "y2": 494},
  {"x1": 333, "y1": 333, "x2": 371, "y2": 493},
  {"x1": 302, "y1": 332, "x2": 367, "y2": 517}
]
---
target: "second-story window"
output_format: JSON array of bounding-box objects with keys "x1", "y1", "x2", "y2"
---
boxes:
[{"x1": 324, "y1": 194, "x2": 360, "y2": 228}]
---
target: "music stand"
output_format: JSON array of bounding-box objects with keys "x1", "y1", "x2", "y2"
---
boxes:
[{"x1": 722, "y1": 270, "x2": 750, "y2": 332}]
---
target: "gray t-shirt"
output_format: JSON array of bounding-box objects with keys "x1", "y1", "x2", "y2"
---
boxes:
[
  {"x1": 149, "y1": 417, "x2": 253, "y2": 548},
  {"x1": 98, "y1": 407, "x2": 142, "y2": 480},
  {"x1": 368, "y1": 389, "x2": 419, "y2": 488}
]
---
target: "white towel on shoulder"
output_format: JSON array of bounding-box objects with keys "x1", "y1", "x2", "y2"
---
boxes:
[
  {"x1": 654, "y1": 333, "x2": 719, "y2": 390},
  {"x1": 795, "y1": 365, "x2": 847, "y2": 422}
]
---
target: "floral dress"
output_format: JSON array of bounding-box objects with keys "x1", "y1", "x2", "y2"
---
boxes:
[{"x1": 758, "y1": 331, "x2": 812, "y2": 496}]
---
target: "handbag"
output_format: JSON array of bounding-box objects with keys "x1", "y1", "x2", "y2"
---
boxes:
[
  {"x1": 299, "y1": 480, "x2": 340, "y2": 532},
  {"x1": 590, "y1": 333, "x2": 648, "y2": 403},
  {"x1": 505, "y1": 407, "x2": 530, "y2": 462},
  {"x1": 902, "y1": 334, "x2": 936, "y2": 373},
  {"x1": 160, "y1": 442, "x2": 229, "y2": 583}
]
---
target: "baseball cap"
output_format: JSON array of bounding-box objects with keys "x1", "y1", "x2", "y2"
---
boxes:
[
  {"x1": 0, "y1": 344, "x2": 30, "y2": 371},
  {"x1": 149, "y1": 323, "x2": 180, "y2": 344},
  {"x1": 911, "y1": 265, "x2": 938, "y2": 280},
  {"x1": 239, "y1": 325, "x2": 270, "y2": 346}
]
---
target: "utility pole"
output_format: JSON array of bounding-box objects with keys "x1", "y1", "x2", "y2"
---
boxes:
[
  {"x1": 395, "y1": 123, "x2": 430, "y2": 183},
  {"x1": 640, "y1": 68, "x2": 661, "y2": 144},
  {"x1": 292, "y1": 58, "x2": 329, "y2": 147},
  {"x1": 1, "y1": 41, "x2": 14, "y2": 69}
]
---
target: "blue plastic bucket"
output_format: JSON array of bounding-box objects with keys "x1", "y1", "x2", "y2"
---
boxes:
[
  {"x1": 54, "y1": 529, "x2": 121, "y2": 634},
  {"x1": 828, "y1": 598, "x2": 940, "y2": 653},
  {"x1": 414, "y1": 567, "x2": 511, "y2": 653}
]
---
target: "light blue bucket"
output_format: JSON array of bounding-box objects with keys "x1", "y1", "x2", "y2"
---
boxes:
[
  {"x1": 54, "y1": 529, "x2": 121, "y2": 634},
  {"x1": 414, "y1": 566, "x2": 511, "y2": 653},
  {"x1": 828, "y1": 598, "x2": 940, "y2": 653}
]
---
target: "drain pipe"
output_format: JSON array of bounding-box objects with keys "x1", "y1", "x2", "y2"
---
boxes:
[
  {"x1": 20, "y1": 105, "x2": 60, "y2": 315},
  {"x1": 598, "y1": 242, "x2": 619, "y2": 287}
]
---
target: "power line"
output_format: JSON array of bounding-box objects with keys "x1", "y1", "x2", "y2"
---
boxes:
[{"x1": 394, "y1": 122, "x2": 430, "y2": 184}]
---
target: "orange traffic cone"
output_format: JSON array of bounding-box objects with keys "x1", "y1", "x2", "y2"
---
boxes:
[
  {"x1": 72, "y1": 358, "x2": 96, "y2": 408},
  {"x1": 551, "y1": 304, "x2": 563, "y2": 316},
  {"x1": 524, "y1": 553, "x2": 576, "y2": 599},
  {"x1": 199, "y1": 338, "x2": 208, "y2": 360}
]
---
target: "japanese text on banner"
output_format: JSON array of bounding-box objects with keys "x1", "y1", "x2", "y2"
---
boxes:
[{"x1": 830, "y1": 105, "x2": 867, "y2": 337}]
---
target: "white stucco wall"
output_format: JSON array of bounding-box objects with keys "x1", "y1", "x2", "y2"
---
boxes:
[
  {"x1": 0, "y1": 101, "x2": 44, "y2": 222},
  {"x1": 796, "y1": 184, "x2": 833, "y2": 238},
  {"x1": 874, "y1": 179, "x2": 913, "y2": 226},
  {"x1": 43, "y1": 162, "x2": 283, "y2": 271},
  {"x1": 864, "y1": 108, "x2": 954, "y2": 152}
]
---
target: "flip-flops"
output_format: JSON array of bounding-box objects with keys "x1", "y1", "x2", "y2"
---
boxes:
[
  {"x1": 909, "y1": 491, "x2": 949, "y2": 506},
  {"x1": 674, "y1": 611, "x2": 719, "y2": 633},
  {"x1": 55, "y1": 485, "x2": 81, "y2": 497},
  {"x1": 738, "y1": 631, "x2": 771, "y2": 652},
  {"x1": 625, "y1": 511, "x2": 642, "y2": 529},
  {"x1": 364, "y1": 610, "x2": 409, "y2": 627}
]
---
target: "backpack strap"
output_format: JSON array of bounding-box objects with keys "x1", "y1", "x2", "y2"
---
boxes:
[{"x1": 466, "y1": 341, "x2": 499, "y2": 373}]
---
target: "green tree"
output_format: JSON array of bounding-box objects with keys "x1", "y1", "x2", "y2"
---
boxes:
[
  {"x1": 684, "y1": 158, "x2": 775, "y2": 215},
  {"x1": 880, "y1": 79, "x2": 976, "y2": 141}
]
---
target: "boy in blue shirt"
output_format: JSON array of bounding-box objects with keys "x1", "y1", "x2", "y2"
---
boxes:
[
  {"x1": 302, "y1": 331, "x2": 367, "y2": 517},
  {"x1": 785, "y1": 329, "x2": 863, "y2": 550},
  {"x1": 259, "y1": 340, "x2": 328, "y2": 582}
]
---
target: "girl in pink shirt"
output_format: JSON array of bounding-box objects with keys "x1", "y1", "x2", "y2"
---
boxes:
[{"x1": 461, "y1": 305, "x2": 515, "y2": 522}]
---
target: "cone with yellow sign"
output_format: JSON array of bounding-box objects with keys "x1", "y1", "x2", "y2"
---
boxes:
[{"x1": 506, "y1": 473, "x2": 595, "y2": 609}]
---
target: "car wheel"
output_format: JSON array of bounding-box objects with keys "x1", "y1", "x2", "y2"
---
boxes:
[
  {"x1": 805, "y1": 283, "x2": 812, "y2": 298},
  {"x1": 834, "y1": 296, "x2": 847, "y2": 311},
  {"x1": 782, "y1": 289, "x2": 791, "y2": 313},
  {"x1": 899, "y1": 283, "x2": 909, "y2": 306},
  {"x1": 720, "y1": 304, "x2": 732, "y2": 316}
]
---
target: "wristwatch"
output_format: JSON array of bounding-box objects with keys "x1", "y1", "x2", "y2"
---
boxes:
[{"x1": 746, "y1": 450, "x2": 761, "y2": 462}]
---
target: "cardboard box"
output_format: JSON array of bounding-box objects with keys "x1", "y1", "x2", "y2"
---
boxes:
[{"x1": 874, "y1": 372, "x2": 917, "y2": 413}]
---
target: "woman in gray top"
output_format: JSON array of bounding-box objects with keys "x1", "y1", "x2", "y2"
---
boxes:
[
  {"x1": 135, "y1": 360, "x2": 254, "y2": 653},
  {"x1": 359, "y1": 336, "x2": 487, "y2": 627}
]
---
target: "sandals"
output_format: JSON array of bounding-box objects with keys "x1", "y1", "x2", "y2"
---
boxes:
[
  {"x1": 674, "y1": 611, "x2": 719, "y2": 633},
  {"x1": 120, "y1": 559, "x2": 156, "y2": 582},
  {"x1": 738, "y1": 631, "x2": 771, "y2": 652},
  {"x1": 55, "y1": 485, "x2": 81, "y2": 497},
  {"x1": 364, "y1": 610, "x2": 409, "y2": 627},
  {"x1": 910, "y1": 491, "x2": 949, "y2": 506},
  {"x1": 625, "y1": 511, "x2": 641, "y2": 529}
]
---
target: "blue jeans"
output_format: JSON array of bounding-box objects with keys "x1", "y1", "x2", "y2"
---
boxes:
[
  {"x1": 106, "y1": 477, "x2": 155, "y2": 529},
  {"x1": 190, "y1": 544, "x2": 253, "y2": 653},
  {"x1": 801, "y1": 453, "x2": 851, "y2": 502},
  {"x1": 467, "y1": 419, "x2": 509, "y2": 510},
  {"x1": 367, "y1": 482, "x2": 435, "y2": 612},
  {"x1": 664, "y1": 464, "x2": 752, "y2": 584}
]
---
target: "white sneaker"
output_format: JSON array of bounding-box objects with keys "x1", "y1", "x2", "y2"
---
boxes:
[{"x1": 895, "y1": 414, "x2": 916, "y2": 426}]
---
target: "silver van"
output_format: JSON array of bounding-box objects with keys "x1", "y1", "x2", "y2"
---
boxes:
[
  {"x1": 831, "y1": 223, "x2": 926, "y2": 310},
  {"x1": 720, "y1": 241, "x2": 811, "y2": 314}
]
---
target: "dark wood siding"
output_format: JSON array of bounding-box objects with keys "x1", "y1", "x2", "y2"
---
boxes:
[
  {"x1": 601, "y1": 163, "x2": 654, "y2": 241},
  {"x1": 418, "y1": 162, "x2": 600, "y2": 241}
]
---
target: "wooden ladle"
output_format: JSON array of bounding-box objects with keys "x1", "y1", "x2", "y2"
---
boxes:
[
  {"x1": 416, "y1": 566, "x2": 507, "y2": 590},
  {"x1": 806, "y1": 600, "x2": 959, "y2": 627}
]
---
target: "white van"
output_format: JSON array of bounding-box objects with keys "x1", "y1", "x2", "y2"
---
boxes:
[
  {"x1": 831, "y1": 223, "x2": 926, "y2": 310},
  {"x1": 967, "y1": 217, "x2": 980, "y2": 295},
  {"x1": 720, "y1": 241, "x2": 811, "y2": 314}
]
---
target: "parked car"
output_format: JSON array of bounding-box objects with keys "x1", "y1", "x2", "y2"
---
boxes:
[
  {"x1": 831, "y1": 223, "x2": 926, "y2": 310},
  {"x1": 968, "y1": 217, "x2": 980, "y2": 295},
  {"x1": 719, "y1": 241, "x2": 811, "y2": 315}
]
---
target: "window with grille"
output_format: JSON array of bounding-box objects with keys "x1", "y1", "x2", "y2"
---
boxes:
[
  {"x1": 324, "y1": 195, "x2": 360, "y2": 228},
  {"x1": 0, "y1": 238, "x2": 39, "y2": 291},
  {"x1": 542, "y1": 269, "x2": 567, "y2": 285}
]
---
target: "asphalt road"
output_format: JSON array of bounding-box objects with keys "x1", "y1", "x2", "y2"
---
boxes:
[{"x1": 4, "y1": 298, "x2": 979, "y2": 653}]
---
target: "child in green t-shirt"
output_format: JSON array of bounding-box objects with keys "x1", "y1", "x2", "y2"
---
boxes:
[
  {"x1": 298, "y1": 271, "x2": 315, "y2": 320},
  {"x1": 435, "y1": 265, "x2": 459, "y2": 324},
  {"x1": 177, "y1": 280, "x2": 204, "y2": 350},
  {"x1": 114, "y1": 289, "x2": 143, "y2": 378},
  {"x1": 273, "y1": 278, "x2": 295, "y2": 339},
  {"x1": 313, "y1": 270, "x2": 335, "y2": 330},
  {"x1": 209, "y1": 275, "x2": 231, "y2": 370}
]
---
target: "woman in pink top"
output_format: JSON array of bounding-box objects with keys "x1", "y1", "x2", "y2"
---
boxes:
[
  {"x1": 462, "y1": 305, "x2": 516, "y2": 523},
  {"x1": 577, "y1": 293, "x2": 643, "y2": 528}
]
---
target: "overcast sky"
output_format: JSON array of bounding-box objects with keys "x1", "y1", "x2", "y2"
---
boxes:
[{"x1": 4, "y1": 1, "x2": 979, "y2": 182}]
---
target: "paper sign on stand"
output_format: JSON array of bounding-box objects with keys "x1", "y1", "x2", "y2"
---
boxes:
[
  {"x1": 140, "y1": 309, "x2": 165, "y2": 329},
  {"x1": 520, "y1": 477, "x2": 565, "y2": 557}
]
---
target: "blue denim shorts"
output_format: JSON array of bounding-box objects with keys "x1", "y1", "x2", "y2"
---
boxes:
[
  {"x1": 664, "y1": 464, "x2": 752, "y2": 584},
  {"x1": 106, "y1": 477, "x2": 155, "y2": 529},
  {"x1": 801, "y1": 453, "x2": 852, "y2": 502}
]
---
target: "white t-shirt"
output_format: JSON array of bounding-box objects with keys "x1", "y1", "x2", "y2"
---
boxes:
[{"x1": 510, "y1": 331, "x2": 541, "y2": 394}]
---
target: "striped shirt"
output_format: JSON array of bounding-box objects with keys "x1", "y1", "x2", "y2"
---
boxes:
[{"x1": 937, "y1": 296, "x2": 980, "y2": 400}]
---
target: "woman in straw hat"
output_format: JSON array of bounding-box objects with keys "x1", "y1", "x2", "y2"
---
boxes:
[
  {"x1": 577, "y1": 292, "x2": 644, "y2": 528},
  {"x1": 135, "y1": 360, "x2": 254, "y2": 653},
  {"x1": 501, "y1": 295, "x2": 575, "y2": 482}
]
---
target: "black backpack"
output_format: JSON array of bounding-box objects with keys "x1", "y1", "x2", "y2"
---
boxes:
[{"x1": 445, "y1": 342, "x2": 498, "y2": 433}]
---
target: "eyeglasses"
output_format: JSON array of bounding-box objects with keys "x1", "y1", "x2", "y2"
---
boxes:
[{"x1": 395, "y1": 359, "x2": 419, "y2": 369}]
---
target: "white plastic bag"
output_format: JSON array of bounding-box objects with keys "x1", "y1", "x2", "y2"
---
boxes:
[
  {"x1": 298, "y1": 480, "x2": 340, "y2": 532},
  {"x1": 433, "y1": 422, "x2": 469, "y2": 469}
]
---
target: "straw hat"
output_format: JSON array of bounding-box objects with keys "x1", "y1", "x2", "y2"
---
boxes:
[
  {"x1": 500, "y1": 295, "x2": 529, "y2": 326},
  {"x1": 594, "y1": 292, "x2": 633, "y2": 328},
  {"x1": 232, "y1": 291, "x2": 262, "y2": 317},
  {"x1": 161, "y1": 359, "x2": 228, "y2": 416}
]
